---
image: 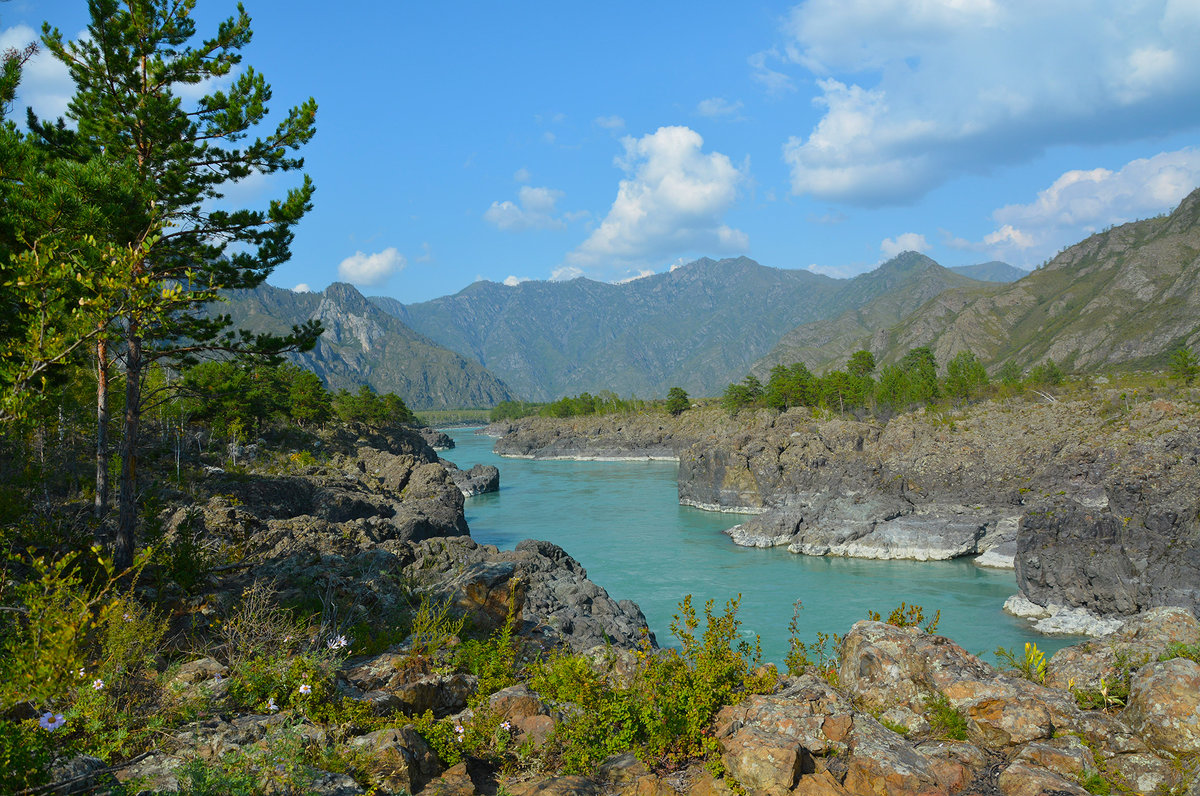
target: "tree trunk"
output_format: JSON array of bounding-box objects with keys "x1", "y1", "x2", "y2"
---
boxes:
[
  {"x1": 115, "y1": 324, "x2": 141, "y2": 571},
  {"x1": 94, "y1": 336, "x2": 110, "y2": 518}
]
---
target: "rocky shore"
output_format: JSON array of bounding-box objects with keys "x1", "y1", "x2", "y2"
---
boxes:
[
  {"x1": 34, "y1": 413, "x2": 1200, "y2": 795},
  {"x1": 488, "y1": 392, "x2": 1200, "y2": 631}
]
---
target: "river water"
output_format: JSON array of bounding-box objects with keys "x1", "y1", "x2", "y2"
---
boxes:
[{"x1": 440, "y1": 428, "x2": 1079, "y2": 664}]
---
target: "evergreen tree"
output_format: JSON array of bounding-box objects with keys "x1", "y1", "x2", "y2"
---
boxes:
[
  {"x1": 900, "y1": 347, "x2": 939, "y2": 403},
  {"x1": 665, "y1": 386, "x2": 690, "y2": 416},
  {"x1": 945, "y1": 351, "x2": 988, "y2": 401},
  {"x1": 39, "y1": 0, "x2": 320, "y2": 567},
  {"x1": 1168, "y1": 347, "x2": 1199, "y2": 385}
]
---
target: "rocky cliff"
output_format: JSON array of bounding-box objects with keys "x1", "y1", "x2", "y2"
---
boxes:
[
  {"x1": 673, "y1": 391, "x2": 1200, "y2": 622},
  {"x1": 167, "y1": 423, "x2": 651, "y2": 654},
  {"x1": 220, "y1": 282, "x2": 514, "y2": 409}
]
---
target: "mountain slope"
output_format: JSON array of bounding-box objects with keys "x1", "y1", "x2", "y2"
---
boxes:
[
  {"x1": 749, "y1": 253, "x2": 992, "y2": 374},
  {"x1": 882, "y1": 188, "x2": 1200, "y2": 371},
  {"x1": 221, "y1": 283, "x2": 514, "y2": 409},
  {"x1": 374, "y1": 255, "x2": 994, "y2": 400},
  {"x1": 373, "y1": 257, "x2": 848, "y2": 400}
]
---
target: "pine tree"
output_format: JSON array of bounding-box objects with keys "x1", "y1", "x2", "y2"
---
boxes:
[{"x1": 39, "y1": 0, "x2": 320, "y2": 567}]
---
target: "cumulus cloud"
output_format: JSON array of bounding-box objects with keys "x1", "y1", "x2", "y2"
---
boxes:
[
  {"x1": 550, "y1": 265, "x2": 584, "y2": 281},
  {"x1": 880, "y1": 232, "x2": 930, "y2": 259},
  {"x1": 484, "y1": 185, "x2": 567, "y2": 231},
  {"x1": 337, "y1": 247, "x2": 406, "y2": 288},
  {"x1": 513, "y1": 167, "x2": 531, "y2": 183},
  {"x1": 595, "y1": 115, "x2": 625, "y2": 130},
  {"x1": 696, "y1": 97, "x2": 744, "y2": 119},
  {"x1": 503, "y1": 275, "x2": 530, "y2": 286},
  {"x1": 748, "y1": 49, "x2": 794, "y2": 94},
  {"x1": 776, "y1": 0, "x2": 1200, "y2": 204},
  {"x1": 614, "y1": 269, "x2": 656, "y2": 284},
  {"x1": 293, "y1": 283, "x2": 311, "y2": 293},
  {"x1": 977, "y1": 147, "x2": 1200, "y2": 264},
  {"x1": 568, "y1": 126, "x2": 747, "y2": 271}
]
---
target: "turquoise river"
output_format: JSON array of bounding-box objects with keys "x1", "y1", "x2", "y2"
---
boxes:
[{"x1": 440, "y1": 428, "x2": 1081, "y2": 664}]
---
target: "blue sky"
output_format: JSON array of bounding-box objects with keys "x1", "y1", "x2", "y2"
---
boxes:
[{"x1": 5, "y1": 0, "x2": 1200, "y2": 302}]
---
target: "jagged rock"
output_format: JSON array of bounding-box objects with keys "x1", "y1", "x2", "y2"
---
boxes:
[
  {"x1": 114, "y1": 752, "x2": 186, "y2": 792},
  {"x1": 488, "y1": 684, "x2": 555, "y2": 745},
  {"x1": 348, "y1": 725, "x2": 444, "y2": 794},
  {"x1": 1046, "y1": 607, "x2": 1200, "y2": 690},
  {"x1": 420, "y1": 427, "x2": 455, "y2": 450},
  {"x1": 842, "y1": 715, "x2": 948, "y2": 795},
  {"x1": 168, "y1": 656, "x2": 228, "y2": 688},
  {"x1": 444, "y1": 461, "x2": 500, "y2": 497},
  {"x1": 507, "y1": 775, "x2": 601, "y2": 795},
  {"x1": 713, "y1": 676, "x2": 853, "y2": 793},
  {"x1": 343, "y1": 653, "x2": 478, "y2": 718},
  {"x1": 48, "y1": 755, "x2": 106, "y2": 795},
  {"x1": 1124, "y1": 657, "x2": 1200, "y2": 754},
  {"x1": 996, "y1": 761, "x2": 1090, "y2": 796}
]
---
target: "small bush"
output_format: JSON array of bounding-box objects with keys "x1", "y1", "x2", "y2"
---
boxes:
[
  {"x1": 867, "y1": 602, "x2": 941, "y2": 634},
  {"x1": 995, "y1": 642, "x2": 1047, "y2": 683},
  {"x1": 925, "y1": 693, "x2": 969, "y2": 740}
]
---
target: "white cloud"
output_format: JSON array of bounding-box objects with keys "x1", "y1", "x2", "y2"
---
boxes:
[
  {"x1": 696, "y1": 97, "x2": 744, "y2": 119},
  {"x1": 484, "y1": 185, "x2": 567, "y2": 231},
  {"x1": 337, "y1": 247, "x2": 406, "y2": 287},
  {"x1": 595, "y1": 115, "x2": 625, "y2": 130},
  {"x1": 502, "y1": 275, "x2": 530, "y2": 286},
  {"x1": 3, "y1": 25, "x2": 73, "y2": 122},
  {"x1": 614, "y1": 269, "x2": 656, "y2": 284},
  {"x1": 293, "y1": 283, "x2": 311, "y2": 293},
  {"x1": 982, "y1": 224, "x2": 1034, "y2": 250},
  {"x1": 513, "y1": 167, "x2": 531, "y2": 183},
  {"x1": 977, "y1": 147, "x2": 1200, "y2": 264},
  {"x1": 748, "y1": 49, "x2": 794, "y2": 94},
  {"x1": 880, "y1": 232, "x2": 929, "y2": 259},
  {"x1": 550, "y1": 265, "x2": 584, "y2": 281},
  {"x1": 568, "y1": 126, "x2": 747, "y2": 271},
  {"x1": 777, "y1": 0, "x2": 1200, "y2": 204}
]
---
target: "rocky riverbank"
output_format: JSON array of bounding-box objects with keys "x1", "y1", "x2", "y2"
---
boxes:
[
  {"x1": 489, "y1": 390, "x2": 1200, "y2": 630},
  {"x1": 487, "y1": 407, "x2": 746, "y2": 460},
  {"x1": 32, "y1": 414, "x2": 1200, "y2": 796}
]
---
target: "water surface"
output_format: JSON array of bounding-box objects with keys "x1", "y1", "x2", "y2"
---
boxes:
[{"x1": 441, "y1": 428, "x2": 1079, "y2": 664}]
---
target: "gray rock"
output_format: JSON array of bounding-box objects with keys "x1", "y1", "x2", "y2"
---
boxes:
[{"x1": 444, "y1": 461, "x2": 500, "y2": 497}]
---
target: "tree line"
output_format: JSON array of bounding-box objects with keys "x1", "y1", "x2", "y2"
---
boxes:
[{"x1": 720, "y1": 348, "x2": 1075, "y2": 416}]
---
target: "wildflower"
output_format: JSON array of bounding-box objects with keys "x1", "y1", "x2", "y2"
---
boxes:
[
  {"x1": 77, "y1": 668, "x2": 86, "y2": 678},
  {"x1": 454, "y1": 722, "x2": 465, "y2": 741},
  {"x1": 212, "y1": 673, "x2": 223, "y2": 682},
  {"x1": 39, "y1": 712, "x2": 66, "y2": 731},
  {"x1": 123, "y1": 612, "x2": 133, "y2": 622},
  {"x1": 298, "y1": 683, "x2": 311, "y2": 695},
  {"x1": 327, "y1": 634, "x2": 348, "y2": 651},
  {"x1": 92, "y1": 678, "x2": 105, "y2": 691},
  {"x1": 500, "y1": 721, "x2": 511, "y2": 732},
  {"x1": 266, "y1": 697, "x2": 279, "y2": 712}
]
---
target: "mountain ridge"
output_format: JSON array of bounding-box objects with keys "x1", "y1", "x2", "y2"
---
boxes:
[{"x1": 221, "y1": 282, "x2": 514, "y2": 409}]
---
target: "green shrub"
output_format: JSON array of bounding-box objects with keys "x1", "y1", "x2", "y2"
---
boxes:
[
  {"x1": 925, "y1": 693, "x2": 969, "y2": 740},
  {"x1": 784, "y1": 600, "x2": 841, "y2": 684},
  {"x1": 867, "y1": 602, "x2": 941, "y2": 633},
  {"x1": 995, "y1": 642, "x2": 1047, "y2": 683},
  {"x1": 0, "y1": 719, "x2": 55, "y2": 792},
  {"x1": 528, "y1": 594, "x2": 771, "y2": 773}
]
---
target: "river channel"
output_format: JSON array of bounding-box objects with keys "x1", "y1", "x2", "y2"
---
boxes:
[{"x1": 440, "y1": 428, "x2": 1080, "y2": 664}]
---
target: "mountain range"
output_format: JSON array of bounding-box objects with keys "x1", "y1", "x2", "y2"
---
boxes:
[
  {"x1": 220, "y1": 282, "x2": 514, "y2": 409},
  {"x1": 220, "y1": 187, "x2": 1200, "y2": 407}
]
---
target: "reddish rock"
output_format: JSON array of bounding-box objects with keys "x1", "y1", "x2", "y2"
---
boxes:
[{"x1": 1124, "y1": 657, "x2": 1200, "y2": 754}]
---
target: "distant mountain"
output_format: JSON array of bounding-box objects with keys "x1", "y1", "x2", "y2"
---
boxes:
[
  {"x1": 371, "y1": 255, "x2": 993, "y2": 401},
  {"x1": 751, "y1": 252, "x2": 988, "y2": 375},
  {"x1": 371, "y1": 257, "x2": 846, "y2": 400},
  {"x1": 948, "y1": 261, "x2": 1028, "y2": 283},
  {"x1": 876, "y1": 188, "x2": 1200, "y2": 372},
  {"x1": 221, "y1": 282, "x2": 514, "y2": 409}
]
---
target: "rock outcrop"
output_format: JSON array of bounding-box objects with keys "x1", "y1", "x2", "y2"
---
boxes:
[
  {"x1": 673, "y1": 393, "x2": 1200, "y2": 620},
  {"x1": 443, "y1": 461, "x2": 500, "y2": 497}
]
